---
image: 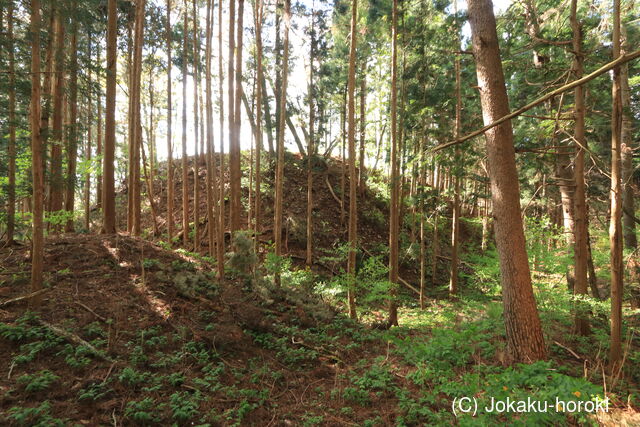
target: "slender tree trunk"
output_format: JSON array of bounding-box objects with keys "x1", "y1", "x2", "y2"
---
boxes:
[
  {"x1": 40, "y1": 7, "x2": 55, "y2": 206},
  {"x1": 227, "y1": 0, "x2": 237, "y2": 235},
  {"x1": 340, "y1": 89, "x2": 346, "y2": 226},
  {"x1": 387, "y1": 0, "x2": 400, "y2": 327},
  {"x1": 468, "y1": 0, "x2": 546, "y2": 362},
  {"x1": 570, "y1": 0, "x2": 590, "y2": 336},
  {"x1": 274, "y1": 0, "x2": 291, "y2": 286},
  {"x1": 30, "y1": 0, "x2": 44, "y2": 307},
  {"x1": 306, "y1": 3, "x2": 315, "y2": 267},
  {"x1": 65, "y1": 12, "x2": 79, "y2": 232},
  {"x1": 204, "y1": 0, "x2": 216, "y2": 257},
  {"x1": 102, "y1": 0, "x2": 117, "y2": 234},
  {"x1": 346, "y1": 0, "x2": 358, "y2": 320},
  {"x1": 431, "y1": 161, "x2": 440, "y2": 289},
  {"x1": 166, "y1": 0, "x2": 175, "y2": 241},
  {"x1": 230, "y1": 0, "x2": 244, "y2": 233},
  {"x1": 254, "y1": 0, "x2": 264, "y2": 239},
  {"x1": 85, "y1": 40, "x2": 93, "y2": 231},
  {"x1": 358, "y1": 72, "x2": 366, "y2": 197},
  {"x1": 449, "y1": 2, "x2": 461, "y2": 296},
  {"x1": 216, "y1": 0, "x2": 225, "y2": 279},
  {"x1": 609, "y1": 0, "x2": 623, "y2": 369},
  {"x1": 181, "y1": 1, "x2": 189, "y2": 246},
  {"x1": 621, "y1": 24, "x2": 636, "y2": 250},
  {"x1": 96, "y1": 45, "x2": 103, "y2": 209},
  {"x1": 193, "y1": 0, "x2": 201, "y2": 251},
  {"x1": 126, "y1": 0, "x2": 144, "y2": 236},
  {"x1": 620, "y1": 25, "x2": 640, "y2": 307},
  {"x1": 6, "y1": 0, "x2": 16, "y2": 245},
  {"x1": 49, "y1": 9, "x2": 66, "y2": 227},
  {"x1": 419, "y1": 138, "x2": 426, "y2": 309}
]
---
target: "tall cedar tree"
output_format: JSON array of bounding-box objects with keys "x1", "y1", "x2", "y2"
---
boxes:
[
  {"x1": 166, "y1": 0, "x2": 175, "y2": 241},
  {"x1": 346, "y1": 0, "x2": 358, "y2": 319},
  {"x1": 387, "y1": 0, "x2": 400, "y2": 327},
  {"x1": 468, "y1": 0, "x2": 546, "y2": 362},
  {"x1": 231, "y1": 0, "x2": 244, "y2": 233},
  {"x1": 254, "y1": 0, "x2": 265, "y2": 239},
  {"x1": 6, "y1": 0, "x2": 16, "y2": 245},
  {"x1": 274, "y1": 0, "x2": 291, "y2": 286},
  {"x1": 181, "y1": 0, "x2": 189, "y2": 246},
  {"x1": 228, "y1": 0, "x2": 237, "y2": 233},
  {"x1": 609, "y1": 0, "x2": 623, "y2": 369},
  {"x1": 29, "y1": 0, "x2": 44, "y2": 307},
  {"x1": 570, "y1": 0, "x2": 590, "y2": 335},
  {"x1": 102, "y1": 0, "x2": 117, "y2": 233},
  {"x1": 65, "y1": 11, "x2": 79, "y2": 232}
]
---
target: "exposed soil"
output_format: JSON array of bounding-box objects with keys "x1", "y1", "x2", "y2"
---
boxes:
[{"x1": 0, "y1": 234, "x2": 411, "y2": 425}]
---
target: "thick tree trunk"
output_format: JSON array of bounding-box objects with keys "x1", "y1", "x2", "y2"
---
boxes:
[
  {"x1": 609, "y1": 0, "x2": 624, "y2": 369},
  {"x1": 346, "y1": 0, "x2": 358, "y2": 320},
  {"x1": 102, "y1": 0, "x2": 117, "y2": 234},
  {"x1": 468, "y1": 0, "x2": 546, "y2": 363},
  {"x1": 387, "y1": 0, "x2": 399, "y2": 327},
  {"x1": 30, "y1": 0, "x2": 44, "y2": 307}
]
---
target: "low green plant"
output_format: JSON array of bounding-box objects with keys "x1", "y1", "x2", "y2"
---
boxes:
[
  {"x1": 124, "y1": 397, "x2": 163, "y2": 424},
  {"x1": 17, "y1": 370, "x2": 60, "y2": 393},
  {"x1": 6, "y1": 401, "x2": 66, "y2": 426}
]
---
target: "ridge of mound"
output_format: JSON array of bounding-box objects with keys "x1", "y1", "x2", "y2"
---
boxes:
[{"x1": 0, "y1": 234, "x2": 400, "y2": 425}]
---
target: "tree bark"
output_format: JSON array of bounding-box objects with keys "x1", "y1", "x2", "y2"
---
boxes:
[
  {"x1": 570, "y1": 0, "x2": 590, "y2": 336},
  {"x1": 6, "y1": 0, "x2": 16, "y2": 245},
  {"x1": 254, "y1": 0, "x2": 264, "y2": 239},
  {"x1": 181, "y1": 0, "x2": 189, "y2": 246},
  {"x1": 216, "y1": 0, "x2": 225, "y2": 279},
  {"x1": 274, "y1": 0, "x2": 291, "y2": 286},
  {"x1": 230, "y1": 0, "x2": 244, "y2": 233},
  {"x1": 306, "y1": 3, "x2": 315, "y2": 267},
  {"x1": 102, "y1": 0, "x2": 117, "y2": 234},
  {"x1": 65, "y1": 12, "x2": 79, "y2": 232},
  {"x1": 49, "y1": 8, "x2": 66, "y2": 228},
  {"x1": 387, "y1": 0, "x2": 399, "y2": 327},
  {"x1": 346, "y1": 0, "x2": 358, "y2": 320},
  {"x1": 609, "y1": 0, "x2": 623, "y2": 369},
  {"x1": 30, "y1": 0, "x2": 44, "y2": 307},
  {"x1": 193, "y1": 0, "x2": 201, "y2": 250},
  {"x1": 166, "y1": 0, "x2": 175, "y2": 241},
  {"x1": 449, "y1": 1, "x2": 461, "y2": 296},
  {"x1": 620, "y1": 24, "x2": 636, "y2": 250},
  {"x1": 468, "y1": 0, "x2": 546, "y2": 362}
]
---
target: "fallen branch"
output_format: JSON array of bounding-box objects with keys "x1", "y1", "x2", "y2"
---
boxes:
[
  {"x1": 38, "y1": 320, "x2": 114, "y2": 363},
  {"x1": 325, "y1": 175, "x2": 342, "y2": 205},
  {"x1": 75, "y1": 301, "x2": 108, "y2": 322},
  {"x1": 430, "y1": 49, "x2": 640, "y2": 153},
  {"x1": 553, "y1": 340, "x2": 582, "y2": 360},
  {"x1": 0, "y1": 288, "x2": 51, "y2": 308}
]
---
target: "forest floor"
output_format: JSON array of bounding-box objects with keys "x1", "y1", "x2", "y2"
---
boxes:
[{"x1": 1, "y1": 156, "x2": 639, "y2": 425}]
